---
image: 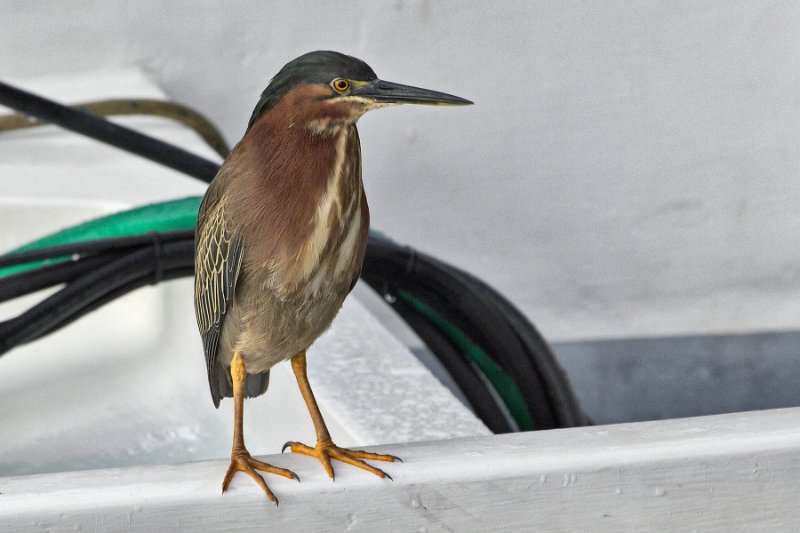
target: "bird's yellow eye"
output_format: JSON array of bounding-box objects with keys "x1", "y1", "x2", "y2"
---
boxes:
[{"x1": 332, "y1": 79, "x2": 350, "y2": 92}]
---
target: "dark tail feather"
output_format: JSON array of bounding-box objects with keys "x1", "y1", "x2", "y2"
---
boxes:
[
  {"x1": 245, "y1": 371, "x2": 270, "y2": 398},
  {"x1": 211, "y1": 364, "x2": 270, "y2": 408}
]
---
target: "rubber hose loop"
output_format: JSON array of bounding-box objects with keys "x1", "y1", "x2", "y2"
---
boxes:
[
  {"x1": 384, "y1": 245, "x2": 417, "y2": 299},
  {"x1": 148, "y1": 231, "x2": 164, "y2": 285}
]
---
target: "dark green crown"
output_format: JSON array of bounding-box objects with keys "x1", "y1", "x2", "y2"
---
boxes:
[{"x1": 248, "y1": 51, "x2": 378, "y2": 129}]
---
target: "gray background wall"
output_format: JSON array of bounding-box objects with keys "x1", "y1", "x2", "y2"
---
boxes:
[{"x1": 3, "y1": 0, "x2": 799, "y2": 345}]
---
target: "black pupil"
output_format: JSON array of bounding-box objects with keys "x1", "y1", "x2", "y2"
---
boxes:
[{"x1": 337, "y1": 80, "x2": 347, "y2": 90}]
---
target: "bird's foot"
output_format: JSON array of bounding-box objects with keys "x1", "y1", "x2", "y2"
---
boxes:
[
  {"x1": 222, "y1": 448, "x2": 299, "y2": 504},
  {"x1": 282, "y1": 438, "x2": 400, "y2": 481}
]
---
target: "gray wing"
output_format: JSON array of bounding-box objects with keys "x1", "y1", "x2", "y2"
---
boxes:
[{"x1": 194, "y1": 190, "x2": 244, "y2": 408}]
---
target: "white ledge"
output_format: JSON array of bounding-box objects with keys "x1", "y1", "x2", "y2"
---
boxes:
[{"x1": 3, "y1": 407, "x2": 800, "y2": 531}]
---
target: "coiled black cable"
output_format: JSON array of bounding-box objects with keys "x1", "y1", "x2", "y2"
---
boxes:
[
  {"x1": 0, "y1": 232, "x2": 195, "y2": 353},
  {"x1": 390, "y1": 297, "x2": 515, "y2": 433},
  {"x1": 361, "y1": 235, "x2": 586, "y2": 430},
  {"x1": 0, "y1": 80, "x2": 219, "y2": 182}
]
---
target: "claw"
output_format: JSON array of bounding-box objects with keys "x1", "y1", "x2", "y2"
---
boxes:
[
  {"x1": 222, "y1": 449, "x2": 299, "y2": 504},
  {"x1": 285, "y1": 441, "x2": 399, "y2": 481}
]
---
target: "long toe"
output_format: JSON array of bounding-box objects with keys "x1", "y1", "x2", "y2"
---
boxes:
[
  {"x1": 286, "y1": 441, "x2": 399, "y2": 480},
  {"x1": 222, "y1": 450, "x2": 299, "y2": 504},
  {"x1": 249, "y1": 456, "x2": 300, "y2": 481}
]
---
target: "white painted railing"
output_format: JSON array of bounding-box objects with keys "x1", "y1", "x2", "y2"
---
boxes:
[{"x1": 3, "y1": 407, "x2": 800, "y2": 531}]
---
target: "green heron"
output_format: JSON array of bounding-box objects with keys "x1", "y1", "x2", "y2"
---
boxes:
[{"x1": 194, "y1": 50, "x2": 471, "y2": 503}]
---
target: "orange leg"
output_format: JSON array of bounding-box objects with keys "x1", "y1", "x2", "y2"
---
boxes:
[
  {"x1": 222, "y1": 351, "x2": 298, "y2": 503},
  {"x1": 282, "y1": 350, "x2": 400, "y2": 480}
]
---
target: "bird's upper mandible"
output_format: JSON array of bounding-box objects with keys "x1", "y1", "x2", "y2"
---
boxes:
[{"x1": 247, "y1": 50, "x2": 472, "y2": 131}]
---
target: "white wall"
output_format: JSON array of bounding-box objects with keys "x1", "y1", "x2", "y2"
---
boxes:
[{"x1": 3, "y1": 1, "x2": 799, "y2": 342}]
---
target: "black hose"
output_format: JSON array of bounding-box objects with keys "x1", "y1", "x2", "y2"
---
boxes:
[
  {"x1": 367, "y1": 257, "x2": 545, "y2": 427},
  {"x1": 418, "y1": 255, "x2": 582, "y2": 428},
  {"x1": 33, "y1": 266, "x2": 195, "y2": 342},
  {"x1": 0, "y1": 239, "x2": 194, "y2": 352},
  {"x1": 361, "y1": 235, "x2": 585, "y2": 430},
  {"x1": 0, "y1": 98, "x2": 231, "y2": 159},
  {"x1": 391, "y1": 298, "x2": 514, "y2": 433},
  {"x1": 0, "y1": 254, "x2": 114, "y2": 302},
  {"x1": 0, "y1": 230, "x2": 193, "y2": 269},
  {"x1": 448, "y1": 265, "x2": 587, "y2": 426},
  {"x1": 0, "y1": 81, "x2": 220, "y2": 182}
]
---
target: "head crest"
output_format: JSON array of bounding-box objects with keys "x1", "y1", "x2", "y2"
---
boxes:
[{"x1": 247, "y1": 51, "x2": 377, "y2": 129}]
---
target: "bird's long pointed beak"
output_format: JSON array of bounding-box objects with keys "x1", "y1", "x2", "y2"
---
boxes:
[{"x1": 354, "y1": 79, "x2": 473, "y2": 106}]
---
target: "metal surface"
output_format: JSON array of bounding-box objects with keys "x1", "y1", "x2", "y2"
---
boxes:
[{"x1": 555, "y1": 330, "x2": 800, "y2": 424}]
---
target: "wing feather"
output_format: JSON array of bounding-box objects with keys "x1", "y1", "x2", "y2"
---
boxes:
[{"x1": 194, "y1": 187, "x2": 243, "y2": 407}]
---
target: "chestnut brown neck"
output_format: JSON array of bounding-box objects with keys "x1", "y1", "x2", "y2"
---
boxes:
[{"x1": 227, "y1": 85, "x2": 365, "y2": 280}]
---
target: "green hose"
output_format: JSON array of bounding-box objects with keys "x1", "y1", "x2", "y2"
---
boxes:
[
  {"x1": 0, "y1": 196, "x2": 202, "y2": 277},
  {"x1": 399, "y1": 291, "x2": 533, "y2": 431}
]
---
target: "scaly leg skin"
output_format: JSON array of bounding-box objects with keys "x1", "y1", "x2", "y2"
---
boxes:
[
  {"x1": 223, "y1": 351, "x2": 299, "y2": 504},
  {"x1": 282, "y1": 350, "x2": 401, "y2": 481}
]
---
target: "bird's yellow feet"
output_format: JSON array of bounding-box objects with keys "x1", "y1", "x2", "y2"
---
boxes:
[
  {"x1": 282, "y1": 438, "x2": 399, "y2": 480},
  {"x1": 222, "y1": 448, "x2": 299, "y2": 504}
]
